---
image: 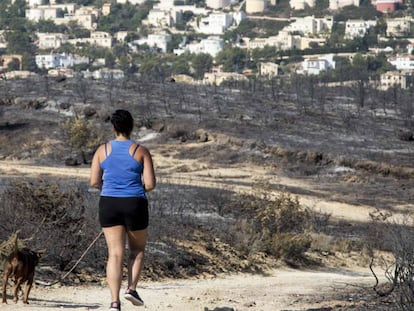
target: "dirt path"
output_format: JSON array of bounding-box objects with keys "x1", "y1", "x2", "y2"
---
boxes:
[
  {"x1": 0, "y1": 158, "x2": 376, "y2": 223},
  {"x1": 0, "y1": 267, "x2": 377, "y2": 311},
  {"x1": 0, "y1": 158, "x2": 384, "y2": 310}
]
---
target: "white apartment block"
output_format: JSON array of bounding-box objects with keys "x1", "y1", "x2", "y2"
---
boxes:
[
  {"x1": 197, "y1": 13, "x2": 234, "y2": 35},
  {"x1": 329, "y1": 0, "x2": 359, "y2": 10},
  {"x1": 299, "y1": 54, "x2": 335, "y2": 75},
  {"x1": 285, "y1": 16, "x2": 333, "y2": 36},
  {"x1": 380, "y1": 70, "x2": 412, "y2": 90},
  {"x1": 386, "y1": 17, "x2": 412, "y2": 37},
  {"x1": 206, "y1": 0, "x2": 231, "y2": 9},
  {"x1": 290, "y1": 0, "x2": 315, "y2": 10},
  {"x1": 388, "y1": 54, "x2": 414, "y2": 70},
  {"x1": 36, "y1": 33, "x2": 69, "y2": 49},
  {"x1": 35, "y1": 53, "x2": 89, "y2": 69},
  {"x1": 174, "y1": 36, "x2": 224, "y2": 57},
  {"x1": 344, "y1": 20, "x2": 376, "y2": 39}
]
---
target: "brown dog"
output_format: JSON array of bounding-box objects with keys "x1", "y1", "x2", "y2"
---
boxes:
[{"x1": 2, "y1": 237, "x2": 44, "y2": 304}]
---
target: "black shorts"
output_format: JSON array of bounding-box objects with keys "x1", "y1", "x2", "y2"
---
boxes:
[{"x1": 99, "y1": 196, "x2": 149, "y2": 231}]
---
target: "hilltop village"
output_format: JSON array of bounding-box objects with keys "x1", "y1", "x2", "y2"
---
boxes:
[{"x1": 0, "y1": 0, "x2": 414, "y2": 88}]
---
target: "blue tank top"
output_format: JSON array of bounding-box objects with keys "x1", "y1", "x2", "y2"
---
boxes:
[{"x1": 100, "y1": 140, "x2": 146, "y2": 198}]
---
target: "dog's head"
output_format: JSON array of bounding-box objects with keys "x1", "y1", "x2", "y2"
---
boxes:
[{"x1": 33, "y1": 249, "x2": 45, "y2": 266}]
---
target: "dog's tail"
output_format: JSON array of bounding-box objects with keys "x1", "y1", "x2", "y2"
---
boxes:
[{"x1": 13, "y1": 232, "x2": 19, "y2": 257}]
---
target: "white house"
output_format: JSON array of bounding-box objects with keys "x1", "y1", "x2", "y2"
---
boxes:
[
  {"x1": 147, "y1": 9, "x2": 175, "y2": 28},
  {"x1": 206, "y1": 0, "x2": 231, "y2": 9},
  {"x1": 299, "y1": 54, "x2": 336, "y2": 75},
  {"x1": 136, "y1": 32, "x2": 172, "y2": 53},
  {"x1": 67, "y1": 32, "x2": 113, "y2": 48},
  {"x1": 290, "y1": 0, "x2": 315, "y2": 10},
  {"x1": 197, "y1": 13, "x2": 234, "y2": 35},
  {"x1": 92, "y1": 68, "x2": 125, "y2": 80},
  {"x1": 36, "y1": 33, "x2": 69, "y2": 49},
  {"x1": 386, "y1": 17, "x2": 412, "y2": 37},
  {"x1": 116, "y1": 0, "x2": 147, "y2": 4},
  {"x1": 285, "y1": 16, "x2": 334, "y2": 36},
  {"x1": 344, "y1": 19, "x2": 376, "y2": 39},
  {"x1": 25, "y1": 0, "x2": 44, "y2": 7},
  {"x1": 246, "y1": 0, "x2": 267, "y2": 13},
  {"x1": 329, "y1": 0, "x2": 359, "y2": 10},
  {"x1": 259, "y1": 62, "x2": 280, "y2": 78},
  {"x1": 174, "y1": 36, "x2": 224, "y2": 57},
  {"x1": 388, "y1": 54, "x2": 414, "y2": 70},
  {"x1": 35, "y1": 53, "x2": 89, "y2": 69},
  {"x1": 380, "y1": 70, "x2": 412, "y2": 90}
]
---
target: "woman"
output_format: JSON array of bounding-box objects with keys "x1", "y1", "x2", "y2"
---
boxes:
[{"x1": 90, "y1": 109, "x2": 156, "y2": 311}]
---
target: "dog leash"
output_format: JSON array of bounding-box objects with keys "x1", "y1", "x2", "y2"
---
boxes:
[{"x1": 36, "y1": 231, "x2": 103, "y2": 287}]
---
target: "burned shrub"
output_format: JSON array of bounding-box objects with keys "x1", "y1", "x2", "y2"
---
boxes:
[
  {"x1": 225, "y1": 183, "x2": 312, "y2": 262},
  {"x1": 0, "y1": 178, "x2": 99, "y2": 272}
]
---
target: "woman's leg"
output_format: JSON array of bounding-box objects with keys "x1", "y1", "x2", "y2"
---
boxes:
[
  {"x1": 126, "y1": 228, "x2": 147, "y2": 290},
  {"x1": 102, "y1": 225, "x2": 126, "y2": 303}
]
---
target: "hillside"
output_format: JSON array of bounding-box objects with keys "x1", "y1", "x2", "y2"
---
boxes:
[{"x1": 0, "y1": 76, "x2": 413, "y2": 309}]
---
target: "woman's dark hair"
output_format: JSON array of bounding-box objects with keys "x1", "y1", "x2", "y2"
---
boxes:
[{"x1": 111, "y1": 109, "x2": 134, "y2": 136}]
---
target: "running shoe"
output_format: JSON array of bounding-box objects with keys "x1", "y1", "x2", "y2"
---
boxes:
[
  {"x1": 109, "y1": 301, "x2": 121, "y2": 311},
  {"x1": 124, "y1": 288, "x2": 144, "y2": 306}
]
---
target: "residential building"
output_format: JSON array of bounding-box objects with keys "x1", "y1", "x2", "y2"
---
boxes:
[
  {"x1": 206, "y1": 0, "x2": 231, "y2": 9},
  {"x1": 386, "y1": 17, "x2": 412, "y2": 37},
  {"x1": 116, "y1": 0, "x2": 147, "y2": 4},
  {"x1": 259, "y1": 62, "x2": 280, "y2": 78},
  {"x1": 25, "y1": 3, "x2": 76, "y2": 22},
  {"x1": 298, "y1": 54, "x2": 336, "y2": 75},
  {"x1": 25, "y1": 0, "x2": 44, "y2": 7},
  {"x1": 147, "y1": 9, "x2": 175, "y2": 28},
  {"x1": 344, "y1": 20, "x2": 376, "y2": 39},
  {"x1": 329, "y1": 0, "x2": 359, "y2": 10},
  {"x1": 92, "y1": 68, "x2": 125, "y2": 80},
  {"x1": 102, "y1": 3, "x2": 112, "y2": 16},
  {"x1": 197, "y1": 13, "x2": 234, "y2": 35},
  {"x1": 375, "y1": 0, "x2": 401, "y2": 13},
  {"x1": 174, "y1": 36, "x2": 224, "y2": 57},
  {"x1": 380, "y1": 70, "x2": 412, "y2": 89},
  {"x1": 285, "y1": 16, "x2": 334, "y2": 36},
  {"x1": 115, "y1": 31, "x2": 129, "y2": 42},
  {"x1": 35, "y1": 53, "x2": 89, "y2": 69},
  {"x1": 290, "y1": 0, "x2": 315, "y2": 10},
  {"x1": 388, "y1": 54, "x2": 414, "y2": 70},
  {"x1": 36, "y1": 33, "x2": 69, "y2": 50},
  {"x1": 246, "y1": 0, "x2": 267, "y2": 13},
  {"x1": 136, "y1": 32, "x2": 172, "y2": 53}
]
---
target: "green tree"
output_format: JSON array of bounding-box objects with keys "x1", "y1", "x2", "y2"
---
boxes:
[
  {"x1": 97, "y1": 2, "x2": 151, "y2": 33},
  {"x1": 215, "y1": 47, "x2": 248, "y2": 73},
  {"x1": 171, "y1": 55, "x2": 190, "y2": 75},
  {"x1": 191, "y1": 53, "x2": 213, "y2": 79}
]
